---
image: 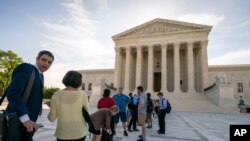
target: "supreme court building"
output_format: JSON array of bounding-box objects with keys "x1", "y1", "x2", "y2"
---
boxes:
[
  {"x1": 80, "y1": 18, "x2": 250, "y2": 109},
  {"x1": 112, "y1": 18, "x2": 210, "y2": 94}
]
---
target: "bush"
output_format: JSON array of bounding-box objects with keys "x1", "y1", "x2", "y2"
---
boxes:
[{"x1": 43, "y1": 87, "x2": 60, "y2": 99}]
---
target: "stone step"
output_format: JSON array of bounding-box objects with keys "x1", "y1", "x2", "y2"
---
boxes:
[{"x1": 164, "y1": 93, "x2": 239, "y2": 113}]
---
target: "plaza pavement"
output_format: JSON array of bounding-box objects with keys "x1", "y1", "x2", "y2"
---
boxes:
[{"x1": 31, "y1": 106, "x2": 250, "y2": 141}]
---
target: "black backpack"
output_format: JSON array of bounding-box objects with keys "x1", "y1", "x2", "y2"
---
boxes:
[
  {"x1": 163, "y1": 98, "x2": 172, "y2": 114},
  {"x1": 147, "y1": 98, "x2": 153, "y2": 113}
]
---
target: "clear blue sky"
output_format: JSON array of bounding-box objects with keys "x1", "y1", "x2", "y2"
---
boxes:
[{"x1": 0, "y1": 0, "x2": 250, "y2": 88}]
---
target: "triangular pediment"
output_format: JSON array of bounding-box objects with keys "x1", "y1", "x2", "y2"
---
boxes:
[{"x1": 113, "y1": 18, "x2": 212, "y2": 39}]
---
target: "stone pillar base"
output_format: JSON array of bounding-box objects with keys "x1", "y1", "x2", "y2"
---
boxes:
[{"x1": 187, "y1": 89, "x2": 196, "y2": 94}]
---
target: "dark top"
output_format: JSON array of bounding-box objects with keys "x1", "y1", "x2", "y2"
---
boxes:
[
  {"x1": 6, "y1": 63, "x2": 43, "y2": 121},
  {"x1": 90, "y1": 108, "x2": 111, "y2": 130}
]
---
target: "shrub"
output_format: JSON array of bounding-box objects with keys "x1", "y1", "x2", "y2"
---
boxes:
[{"x1": 43, "y1": 87, "x2": 60, "y2": 99}]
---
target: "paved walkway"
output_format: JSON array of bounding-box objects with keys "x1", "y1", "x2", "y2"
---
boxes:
[{"x1": 33, "y1": 107, "x2": 250, "y2": 141}]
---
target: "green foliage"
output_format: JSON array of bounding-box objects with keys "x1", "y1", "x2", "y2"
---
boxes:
[
  {"x1": 0, "y1": 49, "x2": 23, "y2": 95},
  {"x1": 43, "y1": 87, "x2": 60, "y2": 99}
]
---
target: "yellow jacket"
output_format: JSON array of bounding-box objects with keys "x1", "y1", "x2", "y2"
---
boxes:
[{"x1": 48, "y1": 90, "x2": 89, "y2": 140}]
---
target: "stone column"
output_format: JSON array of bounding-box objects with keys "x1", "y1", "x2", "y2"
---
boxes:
[
  {"x1": 187, "y1": 42, "x2": 195, "y2": 93},
  {"x1": 124, "y1": 47, "x2": 131, "y2": 93},
  {"x1": 135, "y1": 46, "x2": 142, "y2": 87},
  {"x1": 147, "y1": 45, "x2": 154, "y2": 92},
  {"x1": 174, "y1": 43, "x2": 181, "y2": 93},
  {"x1": 114, "y1": 47, "x2": 120, "y2": 88},
  {"x1": 161, "y1": 44, "x2": 167, "y2": 92},
  {"x1": 201, "y1": 40, "x2": 209, "y2": 92}
]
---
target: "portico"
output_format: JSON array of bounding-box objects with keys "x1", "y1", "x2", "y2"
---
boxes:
[{"x1": 112, "y1": 18, "x2": 212, "y2": 94}]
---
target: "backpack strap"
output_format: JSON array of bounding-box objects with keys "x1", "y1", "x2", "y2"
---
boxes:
[
  {"x1": 0, "y1": 87, "x2": 8, "y2": 106},
  {"x1": 22, "y1": 68, "x2": 35, "y2": 103}
]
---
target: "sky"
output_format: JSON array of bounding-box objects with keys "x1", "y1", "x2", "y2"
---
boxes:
[{"x1": 0, "y1": 0, "x2": 250, "y2": 88}]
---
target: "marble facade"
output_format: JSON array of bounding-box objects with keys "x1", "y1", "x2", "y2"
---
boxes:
[
  {"x1": 80, "y1": 18, "x2": 250, "y2": 101},
  {"x1": 112, "y1": 18, "x2": 211, "y2": 94}
]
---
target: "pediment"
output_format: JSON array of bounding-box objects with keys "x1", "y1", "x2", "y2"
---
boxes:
[{"x1": 113, "y1": 18, "x2": 212, "y2": 39}]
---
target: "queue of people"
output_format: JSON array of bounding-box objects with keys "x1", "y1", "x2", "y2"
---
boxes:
[{"x1": 3, "y1": 50, "x2": 171, "y2": 141}]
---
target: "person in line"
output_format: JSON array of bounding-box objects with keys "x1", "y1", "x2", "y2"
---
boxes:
[
  {"x1": 90, "y1": 105, "x2": 119, "y2": 141},
  {"x1": 136, "y1": 86, "x2": 147, "y2": 141},
  {"x1": 97, "y1": 88, "x2": 116, "y2": 138},
  {"x1": 157, "y1": 92, "x2": 168, "y2": 134},
  {"x1": 127, "y1": 92, "x2": 133, "y2": 124},
  {"x1": 112, "y1": 87, "x2": 130, "y2": 136},
  {"x1": 146, "y1": 93, "x2": 154, "y2": 128},
  {"x1": 5, "y1": 50, "x2": 54, "y2": 141},
  {"x1": 97, "y1": 89, "x2": 116, "y2": 109},
  {"x1": 127, "y1": 93, "x2": 139, "y2": 132},
  {"x1": 238, "y1": 96, "x2": 246, "y2": 112},
  {"x1": 48, "y1": 71, "x2": 89, "y2": 141}
]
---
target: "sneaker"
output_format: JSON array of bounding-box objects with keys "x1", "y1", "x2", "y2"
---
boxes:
[
  {"x1": 137, "y1": 138, "x2": 143, "y2": 141},
  {"x1": 137, "y1": 135, "x2": 144, "y2": 141},
  {"x1": 123, "y1": 130, "x2": 128, "y2": 136},
  {"x1": 133, "y1": 128, "x2": 140, "y2": 131},
  {"x1": 127, "y1": 129, "x2": 133, "y2": 132},
  {"x1": 157, "y1": 131, "x2": 165, "y2": 134},
  {"x1": 146, "y1": 125, "x2": 152, "y2": 128}
]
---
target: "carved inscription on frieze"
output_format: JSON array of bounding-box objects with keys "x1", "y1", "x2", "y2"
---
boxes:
[{"x1": 121, "y1": 22, "x2": 202, "y2": 37}]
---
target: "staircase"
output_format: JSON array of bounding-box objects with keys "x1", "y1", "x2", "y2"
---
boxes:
[
  {"x1": 88, "y1": 83, "x2": 240, "y2": 113},
  {"x1": 153, "y1": 92, "x2": 239, "y2": 113}
]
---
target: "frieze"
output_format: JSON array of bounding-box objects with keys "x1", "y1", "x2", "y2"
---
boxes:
[{"x1": 120, "y1": 22, "x2": 204, "y2": 37}]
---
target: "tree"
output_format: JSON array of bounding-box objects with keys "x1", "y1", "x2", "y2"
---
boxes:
[{"x1": 0, "y1": 49, "x2": 23, "y2": 96}]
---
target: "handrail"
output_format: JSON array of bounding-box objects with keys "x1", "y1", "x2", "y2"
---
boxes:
[{"x1": 204, "y1": 83, "x2": 216, "y2": 92}]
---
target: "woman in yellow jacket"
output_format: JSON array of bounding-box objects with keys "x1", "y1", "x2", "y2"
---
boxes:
[{"x1": 48, "y1": 71, "x2": 89, "y2": 141}]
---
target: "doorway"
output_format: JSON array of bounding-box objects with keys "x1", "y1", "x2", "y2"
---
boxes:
[{"x1": 154, "y1": 72, "x2": 161, "y2": 92}]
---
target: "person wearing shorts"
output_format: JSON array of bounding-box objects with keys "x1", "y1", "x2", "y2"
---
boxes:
[
  {"x1": 136, "y1": 86, "x2": 147, "y2": 141},
  {"x1": 112, "y1": 88, "x2": 130, "y2": 136}
]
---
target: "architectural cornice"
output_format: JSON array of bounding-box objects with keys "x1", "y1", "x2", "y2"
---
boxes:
[
  {"x1": 209, "y1": 64, "x2": 250, "y2": 71},
  {"x1": 79, "y1": 69, "x2": 114, "y2": 74},
  {"x1": 114, "y1": 29, "x2": 211, "y2": 41}
]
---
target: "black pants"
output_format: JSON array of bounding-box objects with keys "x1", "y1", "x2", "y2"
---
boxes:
[
  {"x1": 110, "y1": 115, "x2": 115, "y2": 137},
  {"x1": 128, "y1": 108, "x2": 138, "y2": 130},
  {"x1": 57, "y1": 136, "x2": 86, "y2": 141},
  {"x1": 6, "y1": 115, "x2": 35, "y2": 141},
  {"x1": 158, "y1": 109, "x2": 167, "y2": 133}
]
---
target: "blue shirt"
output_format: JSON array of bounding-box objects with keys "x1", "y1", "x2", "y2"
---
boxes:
[
  {"x1": 112, "y1": 94, "x2": 130, "y2": 112},
  {"x1": 160, "y1": 98, "x2": 168, "y2": 109},
  {"x1": 133, "y1": 94, "x2": 140, "y2": 105}
]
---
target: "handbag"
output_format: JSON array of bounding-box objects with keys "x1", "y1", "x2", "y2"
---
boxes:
[
  {"x1": 0, "y1": 68, "x2": 35, "y2": 141},
  {"x1": 82, "y1": 107, "x2": 99, "y2": 134}
]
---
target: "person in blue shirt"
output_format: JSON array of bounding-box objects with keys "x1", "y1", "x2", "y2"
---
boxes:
[
  {"x1": 157, "y1": 92, "x2": 168, "y2": 134},
  {"x1": 112, "y1": 87, "x2": 130, "y2": 136}
]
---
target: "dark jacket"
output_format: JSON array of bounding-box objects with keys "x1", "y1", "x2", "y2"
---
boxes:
[{"x1": 6, "y1": 63, "x2": 43, "y2": 122}]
